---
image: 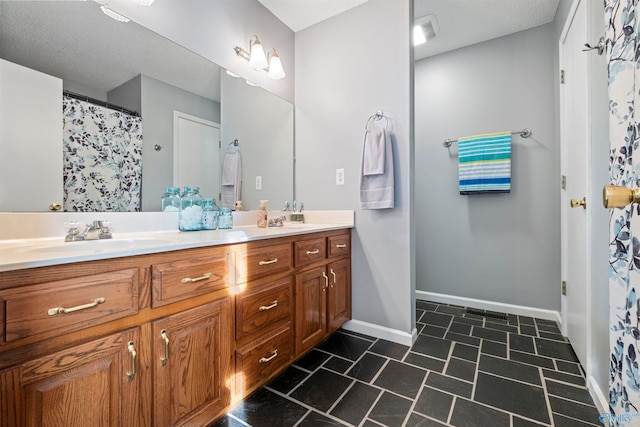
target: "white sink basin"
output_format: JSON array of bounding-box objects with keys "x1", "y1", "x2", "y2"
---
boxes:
[{"x1": 19, "y1": 238, "x2": 175, "y2": 254}]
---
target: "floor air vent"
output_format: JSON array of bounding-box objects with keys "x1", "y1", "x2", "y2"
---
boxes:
[{"x1": 465, "y1": 308, "x2": 508, "y2": 321}]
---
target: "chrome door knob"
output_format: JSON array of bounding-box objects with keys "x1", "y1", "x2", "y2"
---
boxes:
[{"x1": 603, "y1": 185, "x2": 640, "y2": 208}]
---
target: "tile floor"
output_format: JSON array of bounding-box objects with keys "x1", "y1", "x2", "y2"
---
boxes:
[{"x1": 211, "y1": 300, "x2": 603, "y2": 427}]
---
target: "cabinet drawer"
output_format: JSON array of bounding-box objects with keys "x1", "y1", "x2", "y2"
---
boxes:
[
  {"x1": 236, "y1": 277, "x2": 292, "y2": 342},
  {"x1": 0, "y1": 268, "x2": 139, "y2": 344},
  {"x1": 152, "y1": 249, "x2": 229, "y2": 307},
  {"x1": 235, "y1": 243, "x2": 292, "y2": 283},
  {"x1": 294, "y1": 237, "x2": 327, "y2": 267},
  {"x1": 236, "y1": 325, "x2": 293, "y2": 393},
  {"x1": 328, "y1": 234, "x2": 350, "y2": 258}
]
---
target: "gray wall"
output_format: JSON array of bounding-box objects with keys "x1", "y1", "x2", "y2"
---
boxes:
[
  {"x1": 414, "y1": 24, "x2": 560, "y2": 310},
  {"x1": 295, "y1": 0, "x2": 414, "y2": 337}
]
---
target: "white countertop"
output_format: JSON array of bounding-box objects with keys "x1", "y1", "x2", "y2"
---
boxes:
[{"x1": 0, "y1": 211, "x2": 354, "y2": 272}]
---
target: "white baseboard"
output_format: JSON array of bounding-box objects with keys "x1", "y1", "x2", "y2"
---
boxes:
[
  {"x1": 417, "y1": 291, "x2": 562, "y2": 326},
  {"x1": 342, "y1": 319, "x2": 417, "y2": 347},
  {"x1": 587, "y1": 375, "x2": 608, "y2": 414}
]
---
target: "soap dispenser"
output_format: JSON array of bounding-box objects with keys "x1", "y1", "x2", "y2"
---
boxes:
[{"x1": 257, "y1": 200, "x2": 268, "y2": 228}]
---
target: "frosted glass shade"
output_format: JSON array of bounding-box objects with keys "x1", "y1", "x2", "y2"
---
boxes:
[
  {"x1": 249, "y1": 43, "x2": 268, "y2": 70},
  {"x1": 267, "y1": 54, "x2": 286, "y2": 80}
]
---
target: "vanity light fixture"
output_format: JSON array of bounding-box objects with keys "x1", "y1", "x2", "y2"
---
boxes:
[
  {"x1": 100, "y1": 5, "x2": 130, "y2": 22},
  {"x1": 235, "y1": 35, "x2": 286, "y2": 80}
]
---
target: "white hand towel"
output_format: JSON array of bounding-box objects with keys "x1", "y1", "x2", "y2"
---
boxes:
[
  {"x1": 362, "y1": 129, "x2": 386, "y2": 176},
  {"x1": 220, "y1": 152, "x2": 242, "y2": 208},
  {"x1": 222, "y1": 152, "x2": 241, "y2": 185},
  {"x1": 360, "y1": 129, "x2": 394, "y2": 209}
]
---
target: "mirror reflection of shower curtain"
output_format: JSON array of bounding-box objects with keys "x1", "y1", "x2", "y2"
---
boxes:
[{"x1": 62, "y1": 96, "x2": 143, "y2": 211}]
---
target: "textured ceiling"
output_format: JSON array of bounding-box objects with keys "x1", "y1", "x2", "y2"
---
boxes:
[{"x1": 257, "y1": 0, "x2": 370, "y2": 32}]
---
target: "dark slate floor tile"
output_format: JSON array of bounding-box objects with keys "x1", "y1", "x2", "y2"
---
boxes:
[
  {"x1": 417, "y1": 300, "x2": 438, "y2": 311},
  {"x1": 425, "y1": 372, "x2": 473, "y2": 398},
  {"x1": 549, "y1": 396, "x2": 601, "y2": 425},
  {"x1": 449, "y1": 322, "x2": 472, "y2": 335},
  {"x1": 449, "y1": 398, "x2": 510, "y2": 427},
  {"x1": 329, "y1": 381, "x2": 380, "y2": 426},
  {"x1": 405, "y1": 412, "x2": 448, "y2": 426},
  {"x1": 412, "y1": 335, "x2": 453, "y2": 360},
  {"x1": 413, "y1": 386, "x2": 454, "y2": 422},
  {"x1": 423, "y1": 311, "x2": 454, "y2": 328},
  {"x1": 230, "y1": 388, "x2": 307, "y2": 427},
  {"x1": 369, "y1": 339, "x2": 410, "y2": 360},
  {"x1": 509, "y1": 334, "x2": 535, "y2": 353},
  {"x1": 421, "y1": 324, "x2": 447, "y2": 338},
  {"x1": 519, "y1": 316, "x2": 536, "y2": 326},
  {"x1": 346, "y1": 352, "x2": 386, "y2": 382},
  {"x1": 416, "y1": 309, "x2": 426, "y2": 322},
  {"x1": 452, "y1": 342, "x2": 479, "y2": 362},
  {"x1": 519, "y1": 325, "x2": 538, "y2": 336},
  {"x1": 266, "y1": 365, "x2": 310, "y2": 394},
  {"x1": 404, "y1": 352, "x2": 446, "y2": 373},
  {"x1": 208, "y1": 415, "x2": 248, "y2": 427},
  {"x1": 472, "y1": 326, "x2": 508, "y2": 343},
  {"x1": 318, "y1": 332, "x2": 372, "y2": 361},
  {"x1": 555, "y1": 360, "x2": 583, "y2": 376},
  {"x1": 539, "y1": 331, "x2": 568, "y2": 342},
  {"x1": 289, "y1": 369, "x2": 353, "y2": 412},
  {"x1": 478, "y1": 354, "x2": 541, "y2": 386},
  {"x1": 546, "y1": 380, "x2": 595, "y2": 406},
  {"x1": 294, "y1": 349, "x2": 332, "y2": 371},
  {"x1": 445, "y1": 332, "x2": 481, "y2": 347},
  {"x1": 297, "y1": 411, "x2": 346, "y2": 427},
  {"x1": 512, "y1": 416, "x2": 548, "y2": 427},
  {"x1": 339, "y1": 329, "x2": 377, "y2": 341},
  {"x1": 536, "y1": 321, "x2": 562, "y2": 334},
  {"x1": 474, "y1": 372, "x2": 549, "y2": 424},
  {"x1": 484, "y1": 321, "x2": 518, "y2": 334},
  {"x1": 368, "y1": 391, "x2": 413, "y2": 427},
  {"x1": 445, "y1": 358, "x2": 476, "y2": 382},
  {"x1": 436, "y1": 304, "x2": 466, "y2": 316},
  {"x1": 453, "y1": 316, "x2": 484, "y2": 326},
  {"x1": 543, "y1": 369, "x2": 586, "y2": 386},
  {"x1": 481, "y1": 340, "x2": 507, "y2": 358},
  {"x1": 510, "y1": 350, "x2": 556, "y2": 370},
  {"x1": 323, "y1": 356, "x2": 352, "y2": 374},
  {"x1": 552, "y1": 413, "x2": 600, "y2": 427},
  {"x1": 374, "y1": 359, "x2": 427, "y2": 399}
]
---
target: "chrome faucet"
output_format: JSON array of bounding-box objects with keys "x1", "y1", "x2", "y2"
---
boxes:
[
  {"x1": 268, "y1": 215, "x2": 286, "y2": 227},
  {"x1": 66, "y1": 220, "x2": 112, "y2": 241}
]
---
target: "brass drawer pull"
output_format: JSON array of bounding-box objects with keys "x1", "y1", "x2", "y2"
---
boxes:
[
  {"x1": 306, "y1": 249, "x2": 320, "y2": 255},
  {"x1": 331, "y1": 269, "x2": 337, "y2": 286},
  {"x1": 259, "y1": 300, "x2": 278, "y2": 311},
  {"x1": 160, "y1": 329, "x2": 170, "y2": 367},
  {"x1": 181, "y1": 273, "x2": 213, "y2": 283},
  {"x1": 47, "y1": 297, "x2": 106, "y2": 316},
  {"x1": 259, "y1": 349, "x2": 278, "y2": 364},
  {"x1": 335, "y1": 244, "x2": 347, "y2": 249},
  {"x1": 259, "y1": 258, "x2": 278, "y2": 266},
  {"x1": 322, "y1": 272, "x2": 329, "y2": 291},
  {"x1": 127, "y1": 341, "x2": 137, "y2": 383}
]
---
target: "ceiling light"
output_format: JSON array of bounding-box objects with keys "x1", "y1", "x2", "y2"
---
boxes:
[
  {"x1": 100, "y1": 5, "x2": 130, "y2": 22},
  {"x1": 226, "y1": 70, "x2": 241, "y2": 78},
  {"x1": 413, "y1": 14, "x2": 439, "y2": 46},
  {"x1": 266, "y1": 49, "x2": 286, "y2": 80},
  {"x1": 245, "y1": 80, "x2": 259, "y2": 87}
]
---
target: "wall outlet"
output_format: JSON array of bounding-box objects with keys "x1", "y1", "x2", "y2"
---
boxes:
[
  {"x1": 336, "y1": 168, "x2": 345, "y2": 185},
  {"x1": 256, "y1": 175, "x2": 262, "y2": 190}
]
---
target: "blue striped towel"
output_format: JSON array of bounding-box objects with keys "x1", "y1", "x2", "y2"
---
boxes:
[{"x1": 458, "y1": 131, "x2": 511, "y2": 195}]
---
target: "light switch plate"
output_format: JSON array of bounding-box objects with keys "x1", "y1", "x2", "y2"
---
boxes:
[
  {"x1": 256, "y1": 175, "x2": 262, "y2": 190},
  {"x1": 336, "y1": 168, "x2": 344, "y2": 185}
]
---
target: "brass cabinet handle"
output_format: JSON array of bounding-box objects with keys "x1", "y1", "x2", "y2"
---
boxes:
[
  {"x1": 335, "y1": 244, "x2": 347, "y2": 249},
  {"x1": 259, "y1": 258, "x2": 278, "y2": 266},
  {"x1": 306, "y1": 249, "x2": 320, "y2": 255},
  {"x1": 603, "y1": 185, "x2": 640, "y2": 208},
  {"x1": 259, "y1": 300, "x2": 278, "y2": 311},
  {"x1": 127, "y1": 341, "x2": 137, "y2": 383},
  {"x1": 570, "y1": 197, "x2": 586, "y2": 209},
  {"x1": 330, "y1": 269, "x2": 336, "y2": 287},
  {"x1": 181, "y1": 273, "x2": 213, "y2": 283},
  {"x1": 259, "y1": 350, "x2": 278, "y2": 364},
  {"x1": 160, "y1": 329, "x2": 170, "y2": 367},
  {"x1": 49, "y1": 202, "x2": 62, "y2": 211},
  {"x1": 48, "y1": 297, "x2": 106, "y2": 316},
  {"x1": 322, "y1": 272, "x2": 329, "y2": 291}
]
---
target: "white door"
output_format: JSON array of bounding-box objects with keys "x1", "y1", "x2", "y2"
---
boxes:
[
  {"x1": 560, "y1": 0, "x2": 588, "y2": 368},
  {"x1": 173, "y1": 112, "x2": 221, "y2": 201}
]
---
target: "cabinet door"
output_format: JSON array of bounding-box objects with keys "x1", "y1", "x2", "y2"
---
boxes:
[
  {"x1": 327, "y1": 259, "x2": 352, "y2": 333},
  {"x1": 295, "y1": 266, "x2": 327, "y2": 355},
  {"x1": 0, "y1": 328, "x2": 142, "y2": 427},
  {"x1": 152, "y1": 298, "x2": 232, "y2": 427}
]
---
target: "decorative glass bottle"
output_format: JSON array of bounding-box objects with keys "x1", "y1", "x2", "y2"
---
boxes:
[
  {"x1": 218, "y1": 207, "x2": 233, "y2": 230},
  {"x1": 161, "y1": 187, "x2": 181, "y2": 212},
  {"x1": 179, "y1": 186, "x2": 203, "y2": 231},
  {"x1": 202, "y1": 198, "x2": 219, "y2": 230}
]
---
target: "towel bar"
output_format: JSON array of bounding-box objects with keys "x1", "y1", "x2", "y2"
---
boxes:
[{"x1": 443, "y1": 128, "x2": 532, "y2": 148}]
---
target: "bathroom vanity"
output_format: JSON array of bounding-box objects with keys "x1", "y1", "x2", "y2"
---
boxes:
[{"x1": 0, "y1": 220, "x2": 352, "y2": 426}]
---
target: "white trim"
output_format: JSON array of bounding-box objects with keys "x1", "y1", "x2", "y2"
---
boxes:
[
  {"x1": 342, "y1": 320, "x2": 417, "y2": 346},
  {"x1": 588, "y1": 375, "x2": 608, "y2": 414},
  {"x1": 417, "y1": 291, "x2": 562, "y2": 325}
]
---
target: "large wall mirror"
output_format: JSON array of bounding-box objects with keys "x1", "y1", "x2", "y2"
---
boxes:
[{"x1": 0, "y1": 0, "x2": 294, "y2": 212}]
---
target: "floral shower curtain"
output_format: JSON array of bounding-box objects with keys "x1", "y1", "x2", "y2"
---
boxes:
[
  {"x1": 607, "y1": 0, "x2": 640, "y2": 424},
  {"x1": 62, "y1": 96, "x2": 143, "y2": 212}
]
